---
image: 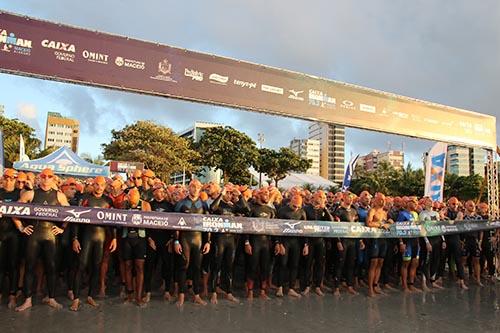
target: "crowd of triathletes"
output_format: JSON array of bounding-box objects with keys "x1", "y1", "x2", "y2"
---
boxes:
[{"x1": 0, "y1": 167, "x2": 498, "y2": 311}]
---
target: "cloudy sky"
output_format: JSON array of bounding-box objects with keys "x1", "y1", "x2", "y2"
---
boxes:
[{"x1": 1, "y1": 1, "x2": 499, "y2": 168}]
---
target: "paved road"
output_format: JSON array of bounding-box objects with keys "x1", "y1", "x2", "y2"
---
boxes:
[{"x1": 1, "y1": 283, "x2": 499, "y2": 333}]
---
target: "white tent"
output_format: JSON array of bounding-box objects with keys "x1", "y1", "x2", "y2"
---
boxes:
[{"x1": 250, "y1": 169, "x2": 337, "y2": 189}]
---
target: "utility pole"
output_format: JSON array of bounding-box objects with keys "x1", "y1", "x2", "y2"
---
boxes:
[{"x1": 258, "y1": 133, "x2": 265, "y2": 188}]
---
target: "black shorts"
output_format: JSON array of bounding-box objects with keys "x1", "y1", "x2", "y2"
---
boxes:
[
  {"x1": 462, "y1": 237, "x2": 481, "y2": 258},
  {"x1": 121, "y1": 237, "x2": 147, "y2": 261},
  {"x1": 367, "y1": 239, "x2": 387, "y2": 259}
]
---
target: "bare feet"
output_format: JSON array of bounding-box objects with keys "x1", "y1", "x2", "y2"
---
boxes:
[
  {"x1": 314, "y1": 287, "x2": 324, "y2": 296},
  {"x1": 193, "y1": 294, "x2": 207, "y2": 306},
  {"x1": 45, "y1": 298, "x2": 63, "y2": 310},
  {"x1": 142, "y1": 292, "x2": 151, "y2": 303},
  {"x1": 368, "y1": 289, "x2": 376, "y2": 298},
  {"x1": 288, "y1": 289, "x2": 301, "y2": 298},
  {"x1": 67, "y1": 290, "x2": 74, "y2": 301},
  {"x1": 87, "y1": 297, "x2": 99, "y2": 308},
  {"x1": 210, "y1": 292, "x2": 218, "y2": 305},
  {"x1": 119, "y1": 286, "x2": 127, "y2": 299},
  {"x1": 164, "y1": 292, "x2": 173, "y2": 302},
  {"x1": 459, "y1": 281, "x2": 469, "y2": 290},
  {"x1": 333, "y1": 288, "x2": 341, "y2": 297},
  {"x1": 15, "y1": 297, "x2": 32, "y2": 312},
  {"x1": 70, "y1": 299, "x2": 80, "y2": 311},
  {"x1": 374, "y1": 286, "x2": 387, "y2": 295},
  {"x1": 259, "y1": 290, "x2": 270, "y2": 300},
  {"x1": 226, "y1": 293, "x2": 239, "y2": 303},
  {"x1": 176, "y1": 293, "x2": 185, "y2": 308},
  {"x1": 276, "y1": 287, "x2": 284, "y2": 297},
  {"x1": 8, "y1": 295, "x2": 17, "y2": 309},
  {"x1": 431, "y1": 282, "x2": 444, "y2": 289},
  {"x1": 383, "y1": 284, "x2": 397, "y2": 292},
  {"x1": 247, "y1": 290, "x2": 254, "y2": 301},
  {"x1": 347, "y1": 287, "x2": 358, "y2": 295},
  {"x1": 409, "y1": 285, "x2": 422, "y2": 293},
  {"x1": 136, "y1": 299, "x2": 147, "y2": 308},
  {"x1": 301, "y1": 287, "x2": 310, "y2": 296}
]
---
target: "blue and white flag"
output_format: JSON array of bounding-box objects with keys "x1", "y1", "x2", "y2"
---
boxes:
[
  {"x1": 424, "y1": 142, "x2": 447, "y2": 202},
  {"x1": 342, "y1": 154, "x2": 359, "y2": 192}
]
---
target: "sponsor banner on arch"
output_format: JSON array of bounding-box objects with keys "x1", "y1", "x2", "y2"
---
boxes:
[
  {"x1": 0, "y1": 11, "x2": 496, "y2": 149},
  {"x1": 1, "y1": 202, "x2": 499, "y2": 239}
]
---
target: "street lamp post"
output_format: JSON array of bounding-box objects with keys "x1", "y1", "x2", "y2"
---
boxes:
[{"x1": 258, "y1": 133, "x2": 265, "y2": 188}]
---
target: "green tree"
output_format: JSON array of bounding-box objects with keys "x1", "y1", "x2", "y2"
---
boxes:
[
  {"x1": 102, "y1": 121, "x2": 199, "y2": 181},
  {"x1": 0, "y1": 116, "x2": 41, "y2": 167},
  {"x1": 444, "y1": 173, "x2": 483, "y2": 201},
  {"x1": 256, "y1": 147, "x2": 311, "y2": 187},
  {"x1": 194, "y1": 126, "x2": 258, "y2": 183},
  {"x1": 80, "y1": 152, "x2": 106, "y2": 165},
  {"x1": 36, "y1": 146, "x2": 59, "y2": 159}
]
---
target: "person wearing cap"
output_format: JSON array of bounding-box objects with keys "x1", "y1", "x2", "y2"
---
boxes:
[
  {"x1": 121, "y1": 187, "x2": 151, "y2": 307},
  {"x1": 70, "y1": 176, "x2": 117, "y2": 311},
  {"x1": 245, "y1": 187, "x2": 276, "y2": 301},
  {"x1": 174, "y1": 179, "x2": 211, "y2": 307},
  {"x1": 15, "y1": 172, "x2": 28, "y2": 192},
  {"x1": 143, "y1": 184, "x2": 175, "y2": 303},
  {"x1": 0, "y1": 169, "x2": 22, "y2": 309},
  {"x1": 13, "y1": 168, "x2": 70, "y2": 312},
  {"x1": 98, "y1": 177, "x2": 128, "y2": 298}
]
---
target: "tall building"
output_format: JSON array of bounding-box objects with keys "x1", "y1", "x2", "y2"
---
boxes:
[
  {"x1": 170, "y1": 121, "x2": 223, "y2": 184},
  {"x1": 289, "y1": 138, "x2": 320, "y2": 175},
  {"x1": 446, "y1": 145, "x2": 486, "y2": 176},
  {"x1": 308, "y1": 122, "x2": 345, "y2": 183},
  {"x1": 358, "y1": 150, "x2": 404, "y2": 172},
  {"x1": 44, "y1": 112, "x2": 80, "y2": 153},
  {"x1": 469, "y1": 147, "x2": 486, "y2": 176}
]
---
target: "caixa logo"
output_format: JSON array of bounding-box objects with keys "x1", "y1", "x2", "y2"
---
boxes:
[
  {"x1": 0, "y1": 205, "x2": 30, "y2": 216},
  {"x1": 282, "y1": 221, "x2": 303, "y2": 234}
]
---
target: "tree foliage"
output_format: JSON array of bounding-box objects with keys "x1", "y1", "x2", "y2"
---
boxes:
[
  {"x1": 102, "y1": 121, "x2": 198, "y2": 181},
  {"x1": 194, "y1": 126, "x2": 258, "y2": 183},
  {"x1": 255, "y1": 147, "x2": 312, "y2": 187},
  {"x1": 350, "y1": 161, "x2": 483, "y2": 201},
  {"x1": 0, "y1": 116, "x2": 41, "y2": 167}
]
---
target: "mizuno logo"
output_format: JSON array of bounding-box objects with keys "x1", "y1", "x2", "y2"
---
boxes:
[
  {"x1": 67, "y1": 209, "x2": 92, "y2": 218},
  {"x1": 284, "y1": 221, "x2": 302, "y2": 229}
]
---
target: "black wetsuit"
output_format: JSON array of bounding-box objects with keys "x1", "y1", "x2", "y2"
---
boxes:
[
  {"x1": 276, "y1": 205, "x2": 306, "y2": 291},
  {"x1": 0, "y1": 188, "x2": 21, "y2": 296},
  {"x1": 174, "y1": 197, "x2": 209, "y2": 295},
  {"x1": 72, "y1": 194, "x2": 114, "y2": 299},
  {"x1": 246, "y1": 203, "x2": 276, "y2": 291},
  {"x1": 301, "y1": 205, "x2": 333, "y2": 290},
  {"x1": 382, "y1": 207, "x2": 402, "y2": 285},
  {"x1": 333, "y1": 206, "x2": 358, "y2": 288},
  {"x1": 144, "y1": 200, "x2": 174, "y2": 294},
  {"x1": 208, "y1": 194, "x2": 239, "y2": 294},
  {"x1": 444, "y1": 209, "x2": 465, "y2": 279},
  {"x1": 479, "y1": 213, "x2": 495, "y2": 276},
  {"x1": 121, "y1": 201, "x2": 147, "y2": 261},
  {"x1": 23, "y1": 188, "x2": 63, "y2": 299}
]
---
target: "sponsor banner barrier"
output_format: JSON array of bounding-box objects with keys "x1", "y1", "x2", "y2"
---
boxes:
[
  {"x1": 0, "y1": 11, "x2": 496, "y2": 149},
  {"x1": 1, "y1": 202, "x2": 499, "y2": 238}
]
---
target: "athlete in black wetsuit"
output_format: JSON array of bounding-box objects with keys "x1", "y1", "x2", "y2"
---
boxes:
[
  {"x1": 174, "y1": 179, "x2": 211, "y2": 306},
  {"x1": 70, "y1": 176, "x2": 116, "y2": 311},
  {"x1": 443, "y1": 197, "x2": 468, "y2": 290},
  {"x1": 333, "y1": 191, "x2": 359, "y2": 295},
  {"x1": 276, "y1": 194, "x2": 307, "y2": 298},
  {"x1": 461, "y1": 200, "x2": 483, "y2": 286},
  {"x1": 300, "y1": 191, "x2": 334, "y2": 296},
  {"x1": 245, "y1": 188, "x2": 276, "y2": 300},
  {"x1": 208, "y1": 186, "x2": 240, "y2": 304},
  {"x1": 0, "y1": 169, "x2": 21, "y2": 309},
  {"x1": 13, "y1": 168, "x2": 70, "y2": 312},
  {"x1": 144, "y1": 186, "x2": 174, "y2": 303},
  {"x1": 121, "y1": 188, "x2": 151, "y2": 306},
  {"x1": 477, "y1": 203, "x2": 495, "y2": 279}
]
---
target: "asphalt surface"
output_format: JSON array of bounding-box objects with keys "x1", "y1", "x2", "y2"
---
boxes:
[{"x1": 0, "y1": 281, "x2": 499, "y2": 333}]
